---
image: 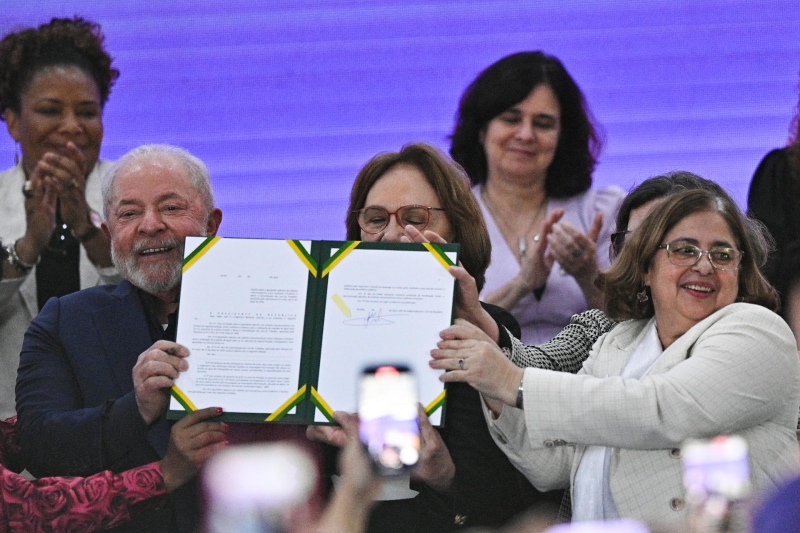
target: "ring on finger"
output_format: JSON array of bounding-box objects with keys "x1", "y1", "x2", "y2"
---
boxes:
[
  {"x1": 458, "y1": 358, "x2": 465, "y2": 370},
  {"x1": 22, "y1": 180, "x2": 35, "y2": 198},
  {"x1": 572, "y1": 248, "x2": 585, "y2": 258},
  {"x1": 68, "y1": 179, "x2": 79, "y2": 189}
]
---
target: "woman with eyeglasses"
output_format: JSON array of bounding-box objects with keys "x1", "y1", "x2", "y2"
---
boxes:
[
  {"x1": 0, "y1": 17, "x2": 120, "y2": 419},
  {"x1": 309, "y1": 142, "x2": 562, "y2": 532},
  {"x1": 499, "y1": 171, "x2": 728, "y2": 375},
  {"x1": 426, "y1": 170, "x2": 729, "y2": 524},
  {"x1": 432, "y1": 189, "x2": 799, "y2": 530},
  {"x1": 344, "y1": 143, "x2": 513, "y2": 342}
]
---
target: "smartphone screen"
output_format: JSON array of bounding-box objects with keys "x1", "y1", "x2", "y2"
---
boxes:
[
  {"x1": 682, "y1": 435, "x2": 751, "y2": 502},
  {"x1": 203, "y1": 443, "x2": 318, "y2": 532},
  {"x1": 544, "y1": 519, "x2": 650, "y2": 533},
  {"x1": 358, "y1": 364, "x2": 420, "y2": 475}
]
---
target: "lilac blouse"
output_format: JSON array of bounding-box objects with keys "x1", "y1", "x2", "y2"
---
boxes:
[{"x1": 475, "y1": 184, "x2": 624, "y2": 345}]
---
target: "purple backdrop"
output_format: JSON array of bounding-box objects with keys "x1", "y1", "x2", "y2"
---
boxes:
[{"x1": 2, "y1": 1, "x2": 799, "y2": 239}]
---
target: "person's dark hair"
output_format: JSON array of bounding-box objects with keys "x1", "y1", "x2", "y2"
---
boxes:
[
  {"x1": 346, "y1": 143, "x2": 491, "y2": 291},
  {"x1": 603, "y1": 189, "x2": 778, "y2": 320},
  {"x1": 612, "y1": 171, "x2": 772, "y2": 267},
  {"x1": 615, "y1": 171, "x2": 727, "y2": 234},
  {"x1": 449, "y1": 51, "x2": 601, "y2": 197},
  {"x1": 0, "y1": 17, "x2": 118, "y2": 118},
  {"x1": 788, "y1": 75, "x2": 800, "y2": 165}
]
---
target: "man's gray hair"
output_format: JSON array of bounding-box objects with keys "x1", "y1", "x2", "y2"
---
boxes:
[{"x1": 102, "y1": 144, "x2": 215, "y2": 219}]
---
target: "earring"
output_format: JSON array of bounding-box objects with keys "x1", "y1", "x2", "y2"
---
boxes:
[{"x1": 637, "y1": 283, "x2": 649, "y2": 303}]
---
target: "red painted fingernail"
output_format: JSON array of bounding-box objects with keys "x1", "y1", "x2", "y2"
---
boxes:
[{"x1": 215, "y1": 407, "x2": 223, "y2": 414}]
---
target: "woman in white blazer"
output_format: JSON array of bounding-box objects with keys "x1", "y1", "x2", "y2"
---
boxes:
[
  {"x1": 432, "y1": 189, "x2": 800, "y2": 531},
  {"x1": 0, "y1": 18, "x2": 121, "y2": 419}
]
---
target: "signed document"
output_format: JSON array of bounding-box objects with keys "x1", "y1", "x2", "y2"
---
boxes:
[{"x1": 169, "y1": 237, "x2": 458, "y2": 425}]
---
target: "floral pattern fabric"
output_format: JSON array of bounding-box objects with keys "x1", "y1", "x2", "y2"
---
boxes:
[{"x1": 0, "y1": 417, "x2": 167, "y2": 533}]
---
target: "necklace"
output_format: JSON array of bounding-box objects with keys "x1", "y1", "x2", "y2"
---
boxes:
[
  {"x1": 46, "y1": 204, "x2": 78, "y2": 256},
  {"x1": 481, "y1": 186, "x2": 546, "y2": 260}
]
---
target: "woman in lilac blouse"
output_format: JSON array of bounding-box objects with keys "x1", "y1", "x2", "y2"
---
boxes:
[{"x1": 450, "y1": 51, "x2": 623, "y2": 344}]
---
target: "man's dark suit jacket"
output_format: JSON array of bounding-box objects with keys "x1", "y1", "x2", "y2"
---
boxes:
[{"x1": 16, "y1": 280, "x2": 192, "y2": 532}]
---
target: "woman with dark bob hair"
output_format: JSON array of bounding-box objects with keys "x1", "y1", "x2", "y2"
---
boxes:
[
  {"x1": 0, "y1": 17, "x2": 120, "y2": 420},
  {"x1": 312, "y1": 143, "x2": 562, "y2": 532},
  {"x1": 433, "y1": 189, "x2": 798, "y2": 530},
  {"x1": 450, "y1": 51, "x2": 623, "y2": 345}
]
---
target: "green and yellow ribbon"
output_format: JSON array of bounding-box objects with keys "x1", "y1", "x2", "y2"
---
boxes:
[
  {"x1": 170, "y1": 385, "x2": 198, "y2": 412},
  {"x1": 182, "y1": 236, "x2": 222, "y2": 272},
  {"x1": 309, "y1": 386, "x2": 336, "y2": 422},
  {"x1": 321, "y1": 241, "x2": 360, "y2": 277},
  {"x1": 287, "y1": 240, "x2": 318, "y2": 277},
  {"x1": 265, "y1": 385, "x2": 308, "y2": 422},
  {"x1": 425, "y1": 390, "x2": 447, "y2": 417},
  {"x1": 422, "y1": 242, "x2": 455, "y2": 270}
]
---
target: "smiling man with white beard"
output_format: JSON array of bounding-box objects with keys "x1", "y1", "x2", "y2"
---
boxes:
[{"x1": 16, "y1": 144, "x2": 223, "y2": 533}]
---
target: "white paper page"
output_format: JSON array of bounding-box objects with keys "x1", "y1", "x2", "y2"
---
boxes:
[
  {"x1": 171, "y1": 237, "x2": 311, "y2": 415},
  {"x1": 315, "y1": 247, "x2": 456, "y2": 425}
]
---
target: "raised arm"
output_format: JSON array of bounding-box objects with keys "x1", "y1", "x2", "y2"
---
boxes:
[
  {"x1": 506, "y1": 308, "x2": 617, "y2": 372},
  {"x1": 517, "y1": 304, "x2": 798, "y2": 449}
]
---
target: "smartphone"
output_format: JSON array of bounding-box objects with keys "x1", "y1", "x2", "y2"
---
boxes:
[
  {"x1": 681, "y1": 435, "x2": 750, "y2": 502},
  {"x1": 358, "y1": 364, "x2": 421, "y2": 475},
  {"x1": 203, "y1": 442, "x2": 318, "y2": 533},
  {"x1": 544, "y1": 519, "x2": 650, "y2": 533},
  {"x1": 681, "y1": 436, "x2": 750, "y2": 532}
]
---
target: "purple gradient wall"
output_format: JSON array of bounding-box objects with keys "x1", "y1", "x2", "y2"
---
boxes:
[{"x1": 2, "y1": 1, "x2": 799, "y2": 240}]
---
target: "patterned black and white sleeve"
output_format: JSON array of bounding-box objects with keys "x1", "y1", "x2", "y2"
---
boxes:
[{"x1": 504, "y1": 309, "x2": 618, "y2": 374}]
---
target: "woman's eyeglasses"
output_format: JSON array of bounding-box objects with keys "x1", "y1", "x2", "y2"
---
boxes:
[
  {"x1": 354, "y1": 205, "x2": 445, "y2": 234},
  {"x1": 658, "y1": 239, "x2": 743, "y2": 271}
]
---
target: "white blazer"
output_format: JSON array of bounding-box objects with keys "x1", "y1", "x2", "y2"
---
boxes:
[
  {"x1": 0, "y1": 161, "x2": 120, "y2": 419},
  {"x1": 486, "y1": 303, "x2": 800, "y2": 531}
]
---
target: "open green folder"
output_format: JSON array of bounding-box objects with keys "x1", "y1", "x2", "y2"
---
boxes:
[{"x1": 167, "y1": 236, "x2": 459, "y2": 426}]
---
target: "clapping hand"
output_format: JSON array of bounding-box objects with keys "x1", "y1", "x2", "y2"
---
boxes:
[
  {"x1": 44, "y1": 142, "x2": 93, "y2": 231},
  {"x1": 547, "y1": 212, "x2": 602, "y2": 280},
  {"x1": 517, "y1": 208, "x2": 563, "y2": 293}
]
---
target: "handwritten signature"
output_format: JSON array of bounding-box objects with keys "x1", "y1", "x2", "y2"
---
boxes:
[{"x1": 343, "y1": 308, "x2": 405, "y2": 327}]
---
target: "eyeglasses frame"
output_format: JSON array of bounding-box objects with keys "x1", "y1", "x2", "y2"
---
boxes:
[
  {"x1": 354, "y1": 204, "x2": 446, "y2": 235},
  {"x1": 657, "y1": 239, "x2": 744, "y2": 271}
]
